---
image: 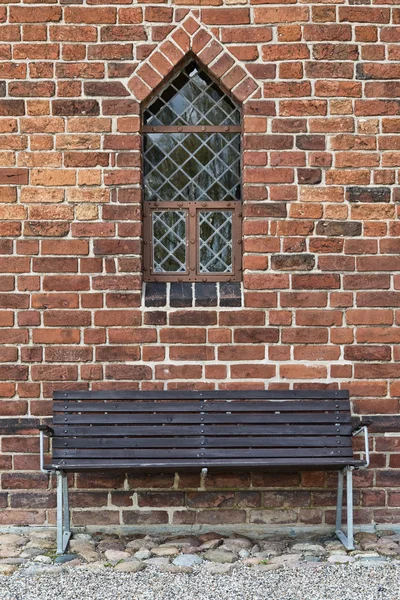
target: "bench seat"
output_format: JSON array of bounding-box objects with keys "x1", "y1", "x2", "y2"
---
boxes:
[{"x1": 39, "y1": 389, "x2": 370, "y2": 554}]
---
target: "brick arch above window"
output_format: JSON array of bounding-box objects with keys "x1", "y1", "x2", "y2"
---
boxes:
[{"x1": 127, "y1": 15, "x2": 262, "y2": 106}]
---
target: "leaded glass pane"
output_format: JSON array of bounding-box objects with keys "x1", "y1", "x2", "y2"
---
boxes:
[
  {"x1": 144, "y1": 61, "x2": 240, "y2": 126},
  {"x1": 152, "y1": 210, "x2": 186, "y2": 272},
  {"x1": 199, "y1": 211, "x2": 232, "y2": 273},
  {"x1": 144, "y1": 133, "x2": 240, "y2": 202}
]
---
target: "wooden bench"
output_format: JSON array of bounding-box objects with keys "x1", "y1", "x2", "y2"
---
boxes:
[{"x1": 39, "y1": 389, "x2": 370, "y2": 554}]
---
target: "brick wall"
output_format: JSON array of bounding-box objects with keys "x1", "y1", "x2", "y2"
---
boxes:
[{"x1": 0, "y1": 0, "x2": 400, "y2": 530}]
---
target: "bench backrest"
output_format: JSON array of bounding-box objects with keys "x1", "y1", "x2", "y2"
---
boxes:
[{"x1": 51, "y1": 389, "x2": 355, "y2": 470}]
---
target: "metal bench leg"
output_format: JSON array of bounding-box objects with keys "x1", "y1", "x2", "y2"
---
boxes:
[
  {"x1": 335, "y1": 466, "x2": 354, "y2": 551},
  {"x1": 57, "y1": 471, "x2": 71, "y2": 555}
]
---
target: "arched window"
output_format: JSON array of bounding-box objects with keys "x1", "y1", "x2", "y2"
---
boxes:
[{"x1": 142, "y1": 60, "x2": 242, "y2": 282}]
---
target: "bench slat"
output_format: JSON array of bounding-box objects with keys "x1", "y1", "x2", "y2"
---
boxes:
[
  {"x1": 48, "y1": 457, "x2": 365, "y2": 470},
  {"x1": 53, "y1": 413, "x2": 351, "y2": 425},
  {"x1": 53, "y1": 400, "x2": 350, "y2": 413},
  {"x1": 53, "y1": 436, "x2": 352, "y2": 449},
  {"x1": 53, "y1": 424, "x2": 353, "y2": 436},
  {"x1": 54, "y1": 447, "x2": 354, "y2": 459},
  {"x1": 54, "y1": 390, "x2": 349, "y2": 401}
]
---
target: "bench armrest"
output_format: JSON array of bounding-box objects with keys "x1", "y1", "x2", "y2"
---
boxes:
[
  {"x1": 38, "y1": 425, "x2": 53, "y2": 474},
  {"x1": 38, "y1": 425, "x2": 54, "y2": 437},
  {"x1": 352, "y1": 420, "x2": 371, "y2": 468},
  {"x1": 352, "y1": 419, "x2": 372, "y2": 436}
]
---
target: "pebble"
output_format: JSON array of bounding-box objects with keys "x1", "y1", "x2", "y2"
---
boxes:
[
  {"x1": 33, "y1": 556, "x2": 52, "y2": 564},
  {"x1": 114, "y1": 560, "x2": 145, "y2": 573},
  {"x1": 328, "y1": 555, "x2": 355, "y2": 564},
  {"x1": 104, "y1": 550, "x2": 131, "y2": 563},
  {"x1": 203, "y1": 549, "x2": 238, "y2": 563},
  {"x1": 134, "y1": 549, "x2": 152, "y2": 560},
  {"x1": 151, "y1": 546, "x2": 179, "y2": 557},
  {"x1": 173, "y1": 554, "x2": 203, "y2": 567},
  {"x1": 54, "y1": 554, "x2": 79, "y2": 564}
]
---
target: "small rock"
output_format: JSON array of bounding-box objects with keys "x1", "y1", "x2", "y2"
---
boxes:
[
  {"x1": 304, "y1": 556, "x2": 321, "y2": 562},
  {"x1": 25, "y1": 540, "x2": 55, "y2": 551},
  {"x1": 164, "y1": 537, "x2": 199, "y2": 548},
  {"x1": 242, "y1": 558, "x2": 262, "y2": 567},
  {"x1": 33, "y1": 555, "x2": 52, "y2": 564},
  {"x1": 354, "y1": 533, "x2": 378, "y2": 544},
  {"x1": 0, "y1": 534, "x2": 26, "y2": 546},
  {"x1": 222, "y1": 538, "x2": 252, "y2": 552},
  {"x1": 239, "y1": 549, "x2": 250, "y2": 559},
  {"x1": 78, "y1": 561, "x2": 107, "y2": 572},
  {"x1": 182, "y1": 546, "x2": 201, "y2": 554},
  {"x1": 97, "y1": 540, "x2": 125, "y2": 553},
  {"x1": 73, "y1": 534, "x2": 93, "y2": 542},
  {"x1": 290, "y1": 543, "x2": 326, "y2": 557},
  {"x1": 0, "y1": 547, "x2": 22, "y2": 559},
  {"x1": 145, "y1": 557, "x2": 170, "y2": 567},
  {"x1": 20, "y1": 549, "x2": 45, "y2": 559},
  {"x1": 258, "y1": 541, "x2": 286, "y2": 556},
  {"x1": 30, "y1": 531, "x2": 56, "y2": 542},
  {"x1": 126, "y1": 539, "x2": 154, "y2": 551},
  {"x1": 104, "y1": 550, "x2": 131, "y2": 563},
  {"x1": 203, "y1": 549, "x2": 238, "y2": 564},
  {"x1": 0, "y1": 564, "x2": 18, "y2": 576},
  {"x1": 158, "y1": 564, "x2": 193, "y2": 574},
  {"x1": 173, "y1": 554, "x2": 203, "y2": 567},
  {"x1": 151, "y1": 546, "x2": 179, "y2": 557},
  {"x1": 198, "y1": 533, "x2": 224, "y2": 544},
  {"x1": 324, "y1": 541, "x2": 345, "y2": 552},
  {"x1": 114, "y1": 560, "x2": 145, "y2": 573},
  {"x1": 270, "y1": 554, "x2": 302, "y2": 566},
  {"x1": 328, "y1": 555, "x2": 355, "y2": 564},
  {"x1": 205, "y1": 562, "x2": 236, "y2": 575},
  {"x1": 351, "y1": 551, "x2": 380, "y2": 559},
  {"x1": 69, "y1": 541, "x2": 98, "y2": 563},
  {"x1": 134, "y1": 549, "x2": 151, "y2": 560},
  {"x1": 54, "y1": 554, "x2": 79, "y2": 564},
  {"x1": 61, "y1": 559, "x2": 83, "y2": 568},
  {"x1": 0, "y1": 558, "x2": 27, "y2": 565},
  {"x1": 198, "y1": 539, "x2": 223, "y2": 551}
]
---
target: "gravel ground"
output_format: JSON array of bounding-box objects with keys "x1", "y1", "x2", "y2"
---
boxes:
[{"x1": 0, "y1": 563, "x2": 399, "y2": 600}]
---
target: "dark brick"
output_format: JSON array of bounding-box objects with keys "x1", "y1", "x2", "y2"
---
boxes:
[
  {"x1": 0, "y1": 100, "x2": 25, "y2": 116},
  {"x1": 170, "y1": 282, "x2": 192, "y2": 307},
  {"x1": 346, "y1": 187, "x2": 391, "y2": 203},
  {"x1": 52, "y1": 100, "x2": 99, "y2": 116},
  {"x1": 298, "y1": 168, "x2": 322, "y2": 185},
  {"x1": 316, "y1": 221, "x2": 362, "y2": 237},
  {"x1": 84, "y1": 82, "x2": 129, "y2": 97},
  {"x1": 296, "y1": 135, "x2": 325, "y2": 150},
  {"x1": 219, "y1": 282, "x2": 242, "y2": 307},
  {"x1": 145, "y1": 282, "x2": 166, "y2": 307},
  {"x1": 195, "y1": 282, "x2": 217, "y2": 307},
  {"x1": 271, "y1": 254, "x2": 315, "y2": 271}
]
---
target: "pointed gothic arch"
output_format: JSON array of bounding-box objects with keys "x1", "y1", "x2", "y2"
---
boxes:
[{"x1": 128, "y1": 15, "x2": 261, "y2": 106}]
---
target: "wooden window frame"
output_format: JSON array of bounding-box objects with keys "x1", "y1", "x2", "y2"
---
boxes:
[
  {"x1": 142, "y1": 68, "x2": 243, "y2": 283},
  {"x1": 143, "y1": 200, "x2": 242, "y2": 282}
]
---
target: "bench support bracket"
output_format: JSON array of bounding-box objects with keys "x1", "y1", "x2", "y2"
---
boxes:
[
  {"x1": 335, "y1": 466, "x2": 354, "y2": 550},
  {"x1": 57, "y1": 471, "x2": 71, "y2": 555}
]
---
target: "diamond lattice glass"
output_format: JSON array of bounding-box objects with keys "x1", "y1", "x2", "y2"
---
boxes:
[
  {"x1": 144, "y1": 133, "x2": 240, "y2": 202},
  {"x1": 144, "y1": 61, "x2": 240, "y2": 127},
  {"x1": 152, "y1": 210, "x2": 186, "y2": 272},
  {"x1": 199, "y1": 211, "x2": 233, "y2": 273}
]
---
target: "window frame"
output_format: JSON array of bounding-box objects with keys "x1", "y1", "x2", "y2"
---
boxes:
[
  {"x1": 141, "y1": 62, "x2": 243, "y2": 283},
  {"x1": 143, "y1": 200, "x2": 242, "y2": 282}
]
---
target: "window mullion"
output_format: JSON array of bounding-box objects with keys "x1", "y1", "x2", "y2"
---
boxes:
[{"x1": 188, "y1": 204, "x2": 197, "y2": 281}]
